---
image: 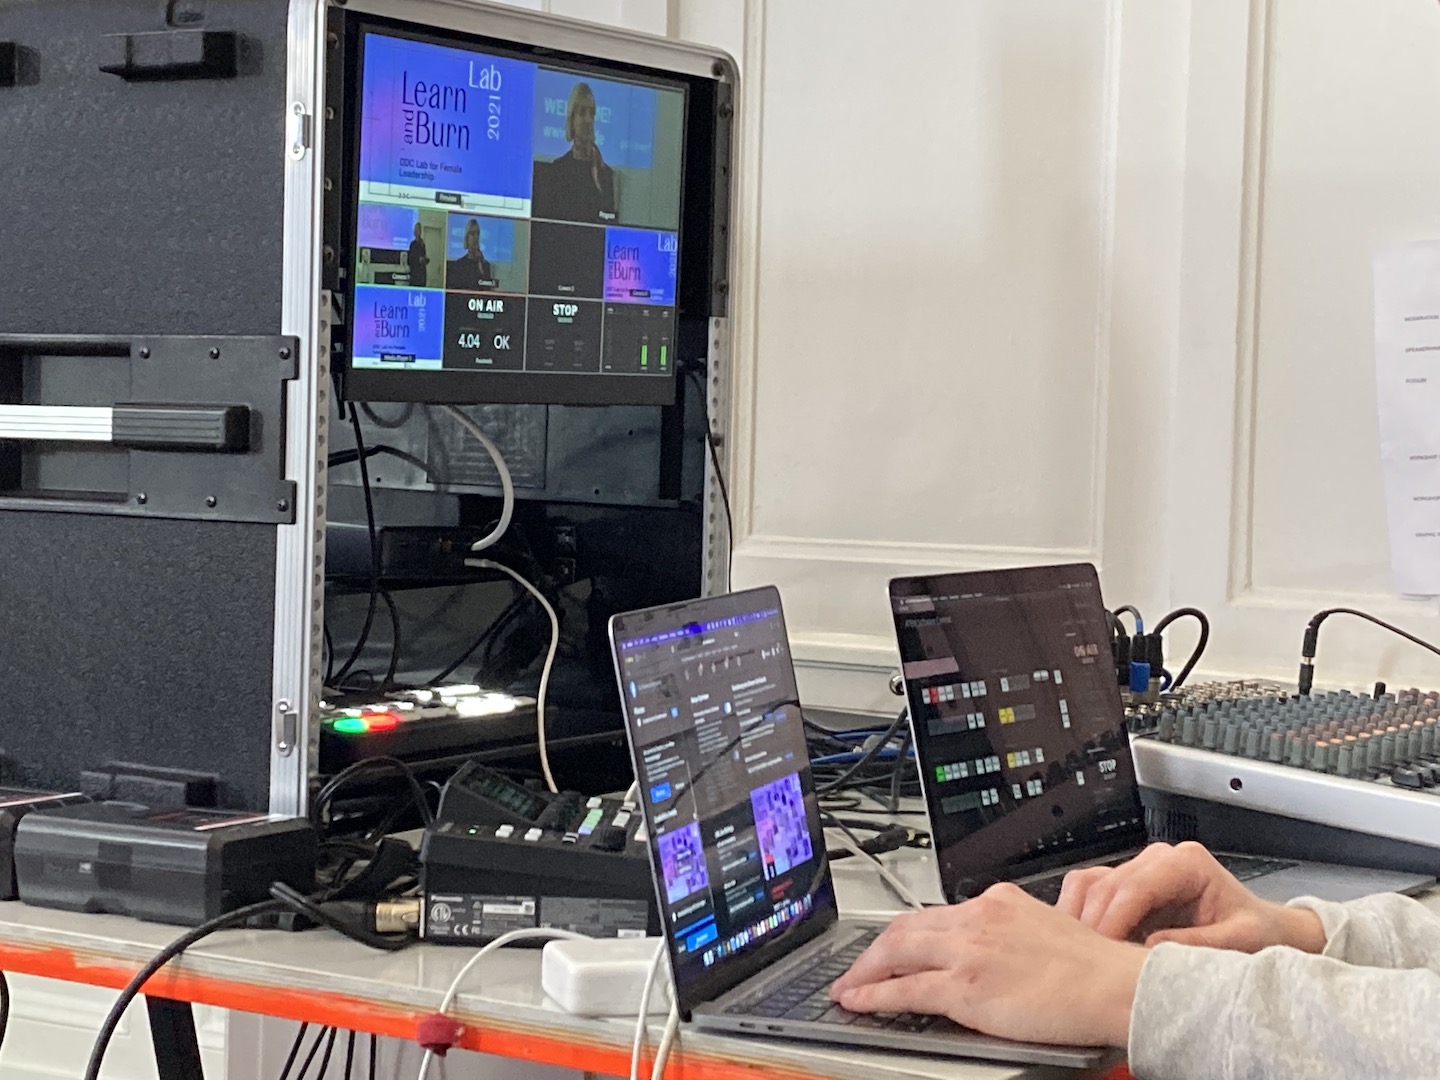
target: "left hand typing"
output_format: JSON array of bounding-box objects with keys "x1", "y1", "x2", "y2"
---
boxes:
[{"x1": 829, "y1": 883, "x2": 1146, "y2": 1047}]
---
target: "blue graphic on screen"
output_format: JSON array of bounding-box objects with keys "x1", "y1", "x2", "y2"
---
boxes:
[
  {"x1": 604, "y1": 227, "x2": 678, "y2": 305},
  {"x1": 657, "y1": 821, "x2": 709, "y2": 905},
  {"x1": 532, "y1": 68, "x2": 659, "y2": 170},
  {"x1": 360, "y1": 34, "x2": 535, "y2": 203},
  {"x1": 352, "y1": 285, "x2": 444, "y2": 365},
  {"x1": 356, "y1": 204, "x2": 420, "y2": 250},
  {"x1": 751, "y1": 772, "x2": 814, "y2": 881},
  {"x1": 446, "y1": 214, "x2": 516, "y2": 263}
]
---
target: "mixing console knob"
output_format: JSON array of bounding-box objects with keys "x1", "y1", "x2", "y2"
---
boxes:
[
  {"x1": 1243, "y1": 728, "x2": 1262, "y2": 759},
  {"x1": 1181, "y1": 715, "x2": 1198, "y2": 747},
  {"x1": 1202, "y1": 717, "x2": 1220, "y2": 751},
  {"x1": 1336, "y1": 743, "x2": 1354, "y2": 778}
]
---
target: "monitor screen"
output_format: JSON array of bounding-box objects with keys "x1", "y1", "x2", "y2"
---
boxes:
[
  {"x1": 889, "y1": 564, "x2": 1144, "y2": 899},
  {"x1": 610, "y1": 588, "x2": 836, "y2": 1013},
  {"x1": 343, "y1": 24, "x2": 688, "y2": 405}
]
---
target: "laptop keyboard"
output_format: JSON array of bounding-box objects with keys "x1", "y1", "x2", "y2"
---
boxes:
[
  {"x1": 727, "y1": 928, "x2": 947, "y2": 1032},
  {"x1": 1021, "y1": 851, "x2": 1300, "y2": 906}
]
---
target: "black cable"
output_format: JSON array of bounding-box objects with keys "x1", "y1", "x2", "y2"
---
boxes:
[
  {"x1": 1154, "y1": 606, "x2": 1210, "y2": 689},
  {"x1": 278, "y1": 1022, "x2": 311, "y2": 1080},
  {"x1": 1299, "y1": 607, "x2": 1440, "y2": 695},
  {"x1": 0, "y1": 972, "x2": 9, "y2": 1057},
  {"x1": 83, "y1": 900, "x2": 283, "y2": 1080},
  {"x1": 333, "y1": 412, "x2": 382, "y2": 686},
  {"x1": 360, "y1": 401, "x2": 416, "y2": 429},
  {"x1": 328, "y1": 443, "x2": 431, "y2": 474},
  {"x1": 293, "y1": 1025, "x2": 329, "y2": 1080},
  {"x1": 378, "y1": 588, "x2": 402, "y2": 691},
  {"x1": 369, "y1": 1034, "x2": 378, "y2": 1080},
  {"x1": 268, "y1": 882, "x2": 415, "y2": 952},
  {"x1": 815, "y1": 710, "x2": 909, "y2": 795},
  {"x1": 344, "y1": 1029, "x2": 357, "y2": 1080},
  {"x1": 429, "y1": 590, "x2": 528, "y2": 686},
  {"x1": 310, "y1": 1026, "x2": 339, "y2": 1080},
  {"x1": 324, "y1": 624, "x2": 336, "y2": 688},
  {"x1": 1113, "y1": 604, "x2": 1143, "y2": 632},
  {"x1": 313, "y1": 755, "x2": 435, "y2": 832},
  {"x1": 888, "y1": 729, "x2": 911, "y2": 813}
]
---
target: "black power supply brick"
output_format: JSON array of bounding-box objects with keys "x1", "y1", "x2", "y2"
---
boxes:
[
  {"x1": 0, "y1": 788, "x2": 90, "y2": 900},
  {"x1": 16, "y1": 803, "x2": 317, "y2": 926}
]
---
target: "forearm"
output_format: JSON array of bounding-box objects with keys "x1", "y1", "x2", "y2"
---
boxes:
[{"x1": 1129, "y1": 943, "x2": 1440, "y2": 1080}]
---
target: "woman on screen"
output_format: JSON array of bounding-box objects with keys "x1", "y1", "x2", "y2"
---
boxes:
[
  {"x1": 533, "y1": 81, "x2": 617, "y2": 223},
  {"x1": 447, "y1": 218, "x2": 495, "y2": 292}
]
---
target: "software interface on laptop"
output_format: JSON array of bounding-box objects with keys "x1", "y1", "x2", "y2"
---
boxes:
[
  {"x1": 890, "y1": 565, "x2": 1145, "y2": 899},
  {"x1": 612, "y1": 589, "x2": 835, "y2": 1008}
]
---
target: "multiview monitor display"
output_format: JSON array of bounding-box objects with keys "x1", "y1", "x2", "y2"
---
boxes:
[{"x1": 344, "y1": 24, "x2": 688, "y2": 406}]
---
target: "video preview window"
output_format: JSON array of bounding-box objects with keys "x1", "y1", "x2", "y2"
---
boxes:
[{"x1": 349, "y1": 30, "x2": 688, "y2": 397}]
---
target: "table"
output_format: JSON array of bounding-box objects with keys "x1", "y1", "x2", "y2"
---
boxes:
[{"x1": 0, "y1": 839, "x2": 1129, "y2": 1080}]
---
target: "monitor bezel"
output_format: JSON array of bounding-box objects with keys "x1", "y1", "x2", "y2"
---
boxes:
[{"x1": 333, "y1": 6, "x2": 720, "y2": 406}]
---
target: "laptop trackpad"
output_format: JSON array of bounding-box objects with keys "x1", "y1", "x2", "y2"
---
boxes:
[{"x1": 1248, "y1": 866, "x2": 1431, "y2": 904}]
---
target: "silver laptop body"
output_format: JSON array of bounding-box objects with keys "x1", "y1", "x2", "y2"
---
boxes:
[
  {"x1": 609, "y1": 586, "x2": 1113, "y2": 1070},
  {"x1": 887, "y1": 564, "x2": 1432, "y2": 908}
]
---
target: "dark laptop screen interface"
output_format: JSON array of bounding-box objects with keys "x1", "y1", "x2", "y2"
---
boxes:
[
  {"x1": 891, "y1": 566, "x2": 1144, "y2": 898},
  {"x1": 612, "y1": 589, "x2": 834, "y2": 1009}
]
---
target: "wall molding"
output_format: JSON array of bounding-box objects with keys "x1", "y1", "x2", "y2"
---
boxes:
[
  {"x1": 736, "y1": 534, "x2": 1095, "y2": 572},
  {"x1": 1227, "y1": 0, "x2": 1278, "y2": 601}
]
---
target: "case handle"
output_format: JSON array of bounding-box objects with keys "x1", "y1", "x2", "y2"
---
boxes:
[{"x1": 98, "y1": 29, "x2": 238, "y2": 82}]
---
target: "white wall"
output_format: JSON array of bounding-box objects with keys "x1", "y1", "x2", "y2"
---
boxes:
[{"x1": 681, "y1": 0, "x2": 1440, "y2": 709}]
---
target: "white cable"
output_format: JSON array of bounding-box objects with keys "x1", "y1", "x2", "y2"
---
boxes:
[
  {"x1": 438, "y1": 405, "x2": 514, "y2": 555},
  {"x1": 825, "y1": 827, "x2": 926, "y2": 911},
  {"x1": 650, "y1": 1003, "x2": 681, "y2": 1080},
  {"x1": 629, "y1": 940, "x2": 667, "y2": 1080},
  {"x1": 463, "y1": 558, "x2": 561, "y2": 793},
  {"x1": 417, "y1": 927, "x2": 589, "y2": 1080}
]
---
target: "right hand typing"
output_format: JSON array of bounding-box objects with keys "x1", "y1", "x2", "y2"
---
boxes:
[{"x1": 1056, "y1": 841, "x2": 1327, "y2": 954}]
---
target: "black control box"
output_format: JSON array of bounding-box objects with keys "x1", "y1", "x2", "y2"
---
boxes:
[
  {"x1": 420, "y1": 763, "x2": 657, "y2": 943},
  {"x1": 16, "y1": 803, "x2": 317, "y2": 926},
  {"x1": 0, "y1": 788, "x2": 90, "y2": 900}
]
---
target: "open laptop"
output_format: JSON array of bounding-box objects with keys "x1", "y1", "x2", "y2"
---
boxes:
[
  {"x1": 888, "y1": 564, "x2": 1434, "y2": 906},
  {"x1": 608, "y1": 586, "x2": 1113, "y2": 1070}
]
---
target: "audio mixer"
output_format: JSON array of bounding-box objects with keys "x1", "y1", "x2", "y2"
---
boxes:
[{"x1": 1129, "y1": 682, "x2": 1440, "y2": 874}]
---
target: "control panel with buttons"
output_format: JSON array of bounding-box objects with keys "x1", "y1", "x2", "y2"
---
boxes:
[
  {"x1": 1129, "y1": 683, "x2": 1440, "y2": 874},
  {"x1": 420, "y1": 763, "x2": 658, "y2": 944}
]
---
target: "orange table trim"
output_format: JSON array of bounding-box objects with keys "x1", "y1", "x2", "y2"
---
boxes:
[{"x1": 0, "y1": 938, "x2": 1134, "y2": 1080}]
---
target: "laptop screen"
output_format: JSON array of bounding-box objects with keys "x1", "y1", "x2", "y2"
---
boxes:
[
  {"x1": 889, "y1": 564, "x2": 1144, "y2": 899},
  {"x1": 610, "y1": 587, "x2": 837, "y2": 1013}
]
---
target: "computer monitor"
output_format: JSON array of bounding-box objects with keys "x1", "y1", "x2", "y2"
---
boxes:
[{"x1": 338, "y1": 14, "x2": 715, "y2": 406}]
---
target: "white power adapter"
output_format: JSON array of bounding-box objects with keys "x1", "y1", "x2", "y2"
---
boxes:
[{"x1": 541, "y1": 937, "x2": 672, "y2": 1017}]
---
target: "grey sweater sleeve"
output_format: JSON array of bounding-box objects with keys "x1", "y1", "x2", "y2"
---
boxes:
[{"x1": 1127, "y1": 893, "x2": 1440, "y2": 1080}]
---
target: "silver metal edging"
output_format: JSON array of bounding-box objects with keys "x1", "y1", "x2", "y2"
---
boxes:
[
  {"x1": 704, "y1": 316, "x2": 732, "y2": 596},
  {"x1": 341, "y1": 0, "x2": 728, "y2": 78},
  {"x1": 270, "y1": 0, "x2": 330, "y2": 817},
  {"x1": 0, "y1": 405, "x2": 113, "y2": 442}
]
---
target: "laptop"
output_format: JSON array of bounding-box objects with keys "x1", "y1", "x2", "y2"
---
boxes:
[
  {"x1": 888, "y1": 564, "x2": 1434, "y2": 906},
  {"x1": 608, "y1": 586, "x2": 1113, "y2": 1070}
]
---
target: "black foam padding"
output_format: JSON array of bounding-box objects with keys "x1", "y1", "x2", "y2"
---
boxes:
[
  {"x1": 0, "y1": 514, "x2": 277, "y2": 809},
  {"x1": 0, "y1": 0, "x2": 289, "y2": 336},
  {"x1": 0, "y1": 0, "x2": 291, "y2": 810}
]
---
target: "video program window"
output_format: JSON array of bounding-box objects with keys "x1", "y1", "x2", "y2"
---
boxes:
[{"x1": 347, "y1": 28, "x2": 686, "y2": 403}]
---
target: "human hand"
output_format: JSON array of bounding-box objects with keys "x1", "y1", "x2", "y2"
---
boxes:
[
  {"x1": 829, "y1": 884, "x2": 1146, "y2": 1047},
  {"x1": 1057, "y1": 841, "x2": 1326, "y2": 954}
]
